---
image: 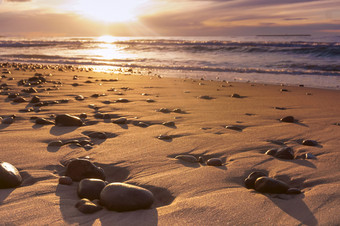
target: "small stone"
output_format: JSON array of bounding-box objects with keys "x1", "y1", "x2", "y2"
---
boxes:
[
  {"x1": 12, "y1": 97, "x2": 26, "y2": 103},
  {"x1": 79, "y1": 113, "x2": 87, "y2": 119},
  {"x1": 244, "y1": 171, "x2": 267, "y2": 189},
  {"x1": 146, "y1": 99, "x2": 155, "y2": 103},
  {"x1": 8, "y1": 93, "x2": 19, "y2": 98},
  {"x1": 59, "y1": 176, "x2": 72, "y2": 185},
  {"x1": 158, "y1": 108, "x2": 170, "y2": 113},
  {"x1": 36, "y1": 117, "x2": 55, "y2": 125},
  {"x1": 48, "y1": 140, "x2": 63, "y2": 147},
  {"x1": 2, "y1": 116, "x2": 14, "y2": 124},
  {"x1": 112, "y1": 117, "x2": 127, "y2": 124},
  {"x1": 265, "y1": 148, "x2": 277, "y2": 156},
  {"x1": 115, "y1": 98, "x2": 129, "y2": 103},
  {"x1": 137, "y1": 122, "x2": 149, "y2": 128},
  {"x1": 100, "y1": 183, "x2": 154, "y2": 212},
  {"x1": 78, "y1": 178, "x2": 106, "y2": 200},
  {"x1": 254, "y1": 177, "x2": 290, "y2": 194},
  {"x1": 172, "y1": 108, "x2": 182, "y2": 113},
  {"x1": 175, "y1": 155, "x2": 198, "y2": 163},
  {"x1": 198, "y1": 95, "x2": 213, "y2": 100},
  {"x1": 65, "y1": 159, "x2": 105, "y2": 182},
  {"x1": 0, "y1": 162, "x2": 22, "y2": 188},
  {"x1": 87, "y1": 132, "x2": 107, "y2": 139},
  {"x1": 206, "y1": 158, "x2": 222, "y2": 166},
  {"x1": 162, "y1": 121, "x2": 175, "y2": 127},
  {"x1": 275, "y1": 147, "x2": 294, "y2": 160},
  {"x1": 157, "y1": 134, "x2": 172, "y2": 140},
  {"x1": 76, "y1": 198, "x2": 103, "y2": 214},
  {"x1": 75, "y1": 95, "x2": 85, "y2": 100},
  {"x1": 280, "y1": 89, "x2": 288, "y2": 92},
  {"x1": 231, "y1": 93, "x2": 240, "y2": 98},
  {"x1": 286, "y1": 188, "x2": 301, "y2": 194},
  {"x1": 305, "y1": 153, "x2": 317, "y2": 159},
  {"x1": 302, "y1": 140, "x2": 318, "y2": 146},
  {"x1": 30, "y1": 96, "x2": 40, "y2": 103},
  {"x1": 198, "y1": 156, "x2": 204, "y2": 163},
  {"x1": 280, "y1": 116, "x2": 295, "y2": 123},
  {"x1": 225, "y1": 125, "x2": 242, "y2": 131},
  {"x1": 55, "y1": 114, "x2": 83, "y2": 126}
]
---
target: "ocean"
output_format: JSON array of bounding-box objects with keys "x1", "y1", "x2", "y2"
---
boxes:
[{"x1": 1, "y1": 35, "x2": 339, "y2": 89}]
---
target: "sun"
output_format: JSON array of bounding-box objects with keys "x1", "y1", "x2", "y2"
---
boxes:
[{"x1": 69, "y1": 0, "x2": 148, "y2": 23}]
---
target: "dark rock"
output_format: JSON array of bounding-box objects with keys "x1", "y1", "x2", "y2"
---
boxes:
[
  {"x1": 175, "y1": 155, "x2": 198, "y2": 163},
  {"x1": 79, "y1": 113, "x2": 87, "y2": 119},
  {"x1": 7, "y1": 93, "x2": 19, "y2": 98},
  {"x1": 286, "y1": 188, "x2": 301, "y2": 194},
  {"x1": 112, "y1": 117, "x2": 127, "y2": 124},
  {"x1": 198, "y1": 156, "x2": 204, "y2": 163},
  {"x1": 302, "y1": 139, "x2": 318, "y2": 146},
  {"x1": 0, "y1": 162, "x2": 22, "y2": 188},
  {"x1": 280, "y1": 116, "x2": 295, "y2": 123},
  {"x1": 172, "y1": 108, "x2": 182, "y2": 113},
  {"x1": 226, "y1": 125, "x2": 242, "y2": 131},
  {"x1": 162, "y1": 121, "x2": 175, "y2": 127},
  {"x1": 94, "y1": 113, "x2": 104, "y2": 119},
  {"x1": 76, "y1": 198, "x2": 103, "y2": 214},
  {"x1": 12, "y1": 97, "x2": 26, "y2": 103},
  {"x1": 36, "y1": 117, "x2": 55, "y2": 125},
  {"x1": 65, "y1": 159, "x2": 105, "y2": 182},
  {"x1": 244, "y1": 171, "x2": 267, "y2": 189},
  {"x1": 87, "y1": 132, "x2": 107, "y2": 139},
  {"x1": 254, "y1": 177, "x2": 289, "y2": 194},
  {"x1": 136, "y1": 122, "x2": 149, "y2": 128},
  {"x1": 158, "y1": 108, "x2": 170, "y2": 113},
  {"x1": 198, "y1": 95, "x2": 213, "y2": 100},
  {"x1": 48, "y1": 140, "x2": 63, "y2": 147},
  {"x1": 157, "y1": 134, "x2": 172, "y2": 140},
  {"x1": 100, "y1": 183, "x2": 154, "y2": 212},
  {"x1": 79, "y1": 140, "x2": 93, "y2": 146},
  {"x1": 231, "y1": 93, "x2": 240, "y2": 98},
  {"x1": 275, "y1": 147, "x2": 294, "y2": 160},
  {"x1": 206, "y1": 158, "x2": 223, "y2": 166},
  {"x1": 78, "y1": 178, "x2": 106, "y2": 200},
  {"x1": 75, "y1": 95, "x2": 85, "y2": 100},
  {"x1": 30, "y1": 96, "x2": 40, "y2": 103},
  {"x1": 280, "y1": 89, "x2": 288, "y2": 92},
  {"x1": 146, "y1": 99, "x2": 155, "y2": 103},
  {"x1": 22, "y1": 87, "x2": 37, "y2": 93},
  {"x1": 265, "y1": 148, "x2": 278, "y2": 156},
  {"x1": 55, "y1": 114, "x2": 83, "y2": 126},
  {"x1": 59, "y1": 176, "x2": 72, "y2": 185},
  {"x1": 2, "y1": 116, "x2": 14, "y2": 124},
  {"x1": 115, "y1": 98, "x2": 129, "y2": 103}
]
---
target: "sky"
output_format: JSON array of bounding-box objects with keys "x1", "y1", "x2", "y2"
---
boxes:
[{"x1": 0, "y1": 0, "x2": 339, "y2": 37}]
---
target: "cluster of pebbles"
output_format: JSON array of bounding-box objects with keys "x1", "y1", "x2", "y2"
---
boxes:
[
  {"x1": 174, "y1": 154, "x2": 223, "y2": 166},
  {"x1": 58, "y1": 158, "x2": 155, "y2": 213}
]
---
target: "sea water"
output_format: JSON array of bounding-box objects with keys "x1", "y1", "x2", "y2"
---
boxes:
[{"x1": 0, "y1": 35, "x2": 339, "y2": 89}]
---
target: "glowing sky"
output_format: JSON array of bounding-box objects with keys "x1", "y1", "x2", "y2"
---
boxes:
[{"x1": 0, "y1": 0, "x2": 339, "y2": 36}]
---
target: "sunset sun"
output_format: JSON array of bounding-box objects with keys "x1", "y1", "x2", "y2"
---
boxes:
[{"x1": 69, "y1": 0, "x2": 148, "y2": 23}]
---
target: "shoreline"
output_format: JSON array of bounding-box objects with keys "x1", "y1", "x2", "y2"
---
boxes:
[{"x1": 1, "y1": 62, "x2": 340, "y2": 225}]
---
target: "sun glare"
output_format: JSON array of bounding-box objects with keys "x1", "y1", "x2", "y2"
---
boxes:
[{"x1": 70, "y1": 0, "x2": 148, "y2": 23}]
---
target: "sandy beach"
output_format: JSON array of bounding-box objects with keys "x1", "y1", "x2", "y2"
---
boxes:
[{"x1": 1, "y1": 63, "x2": 340, "y2": 225}]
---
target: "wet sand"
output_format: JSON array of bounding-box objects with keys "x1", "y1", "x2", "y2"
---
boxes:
[{"x1": 1, "y1": 63, "x2": 340, "y2": 225}]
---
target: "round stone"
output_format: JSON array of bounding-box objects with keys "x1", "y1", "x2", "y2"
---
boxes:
[
  {"x1": 226, "y1": 125, "x2": 242, "y2": 131},
  {"x1": 175, "y1": 155, "x2": 198, "y2": 163},
  {"x1": 231, "y1": 93, "x2": 240, "y2": 98},
  {"x1": 59, "y1": 176, "x2": 72, "y2": 185},
  {"x1": 280, "y1": 116, "x2": 295, "y2": 123},
  {"x1": 87, "y1": 132, "x2": 107, "y2": 139},
  {"x1": 65, "y1": 159, "x2": 105, "y2": 182},
  {"x1": 275, "y1": 147, "x2": 294, "y2": 160},
  {"x1": 254, "y1": 177, "x2": 290, "y2": 194},
  {"x1": 2, "y1": 117, "x2": 14, "y2": 124},
  {"x1": 48, "y1": 140, "x2": 63, "y2": 147},
  {"x1": 36, "y1": 117, "x2": 55, "y2": 125},
  {"x1": 55, "y1": 114, "x2": 83, "y2": 126},
  {"x1": 157, "y1": 134, "x2": 172, "y2": 140},
  {"x1": 265, "y1": 148, "x2": 277, "y2": 156},
  {"x1": 162, "y1": 121, "x2": 175, "y2": 127},
  {"x1": 75, "y1": 95, "x2": 85, "y2": 100},
  {"x1": 112, "y1": 117, "x2": 127, "y2": 124},
  {"x1": 172, "y1": 108, "x2": 182, "y2": 113},
  {"x1": 78, "y1": 178, "x2": 106, "y2": 200},
  {"x1": 100, "y1": 183, "x2": 155, "y2": 212},
  {"x1": 79, "y1": 113, "x2": 87, "y2": 119},
  {"x1": 244, "y1": 171, "x2": 267, "y2": 189},
  {"x1": 286, "y1": 188, "x2": 302, "y2": 194},
  {"x1": 302, "y1": 140, "x2": 318, "y2": 146},
  {"x1": 0, "y1": 162, "x2": 22, "y2": 188},
  {"x1": 206, "y1": 158, "x2": 223, "y2": 166},
  {"x1": 75, "y1": 198, "x2": 103, "y2": 214}
]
